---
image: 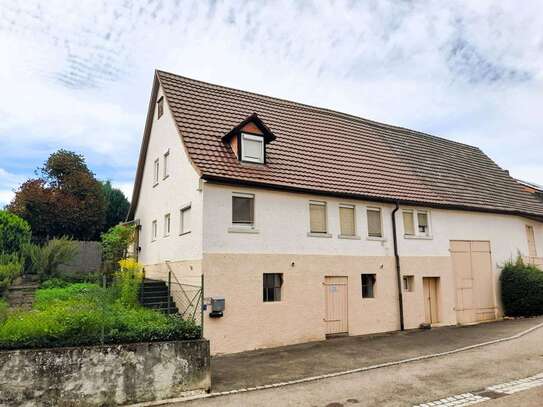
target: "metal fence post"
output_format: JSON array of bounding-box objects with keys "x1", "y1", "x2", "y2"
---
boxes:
[
  {"x1": 200, "y1": 274, "x2": 204, "y2": 339},
  {"x1": 167, "y1": 269, "x2": 172, "y2": 314}
]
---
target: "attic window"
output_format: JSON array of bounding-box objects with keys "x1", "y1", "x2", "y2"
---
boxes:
[
  {"x1": 157, "y1": 97, "x2": 164, "y2": 119},
  {"x1": 241, "y1": 133, "x2": 264, "y2": 163}
]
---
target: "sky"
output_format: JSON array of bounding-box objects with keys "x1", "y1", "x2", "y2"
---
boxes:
[{"x1": 0, "y1": 0, "x2": 542, "y2": 207}]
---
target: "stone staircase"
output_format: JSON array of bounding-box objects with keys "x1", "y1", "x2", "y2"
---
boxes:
[
  {"x1": 6, "y1": 275, "x2": 40, "y2": 309},
  {"x1": 139, "y1": 279, "x2": 179, "y2": 314}
]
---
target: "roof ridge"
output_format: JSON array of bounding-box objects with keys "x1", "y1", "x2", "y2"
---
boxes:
[{"x1": 156, "y1": 69, "x2": 481, "y2": 151}]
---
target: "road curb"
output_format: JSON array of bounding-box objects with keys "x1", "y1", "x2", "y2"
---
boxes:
[{"x1": 130, "y1": 320, "x2": 543, "y2": 406}]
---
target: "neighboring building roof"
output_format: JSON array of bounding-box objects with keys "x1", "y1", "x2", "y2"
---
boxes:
[{"x1": 128, "y1": 70, "x2": 543, "y2": 220}]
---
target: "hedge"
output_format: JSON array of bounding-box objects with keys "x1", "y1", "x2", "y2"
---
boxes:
[
  {"x1": 0, "y1": 283, "x2": 201, "y2": 350},
  {"x1": 500, "y1": 257, "x2": 543, "y2": 317}
]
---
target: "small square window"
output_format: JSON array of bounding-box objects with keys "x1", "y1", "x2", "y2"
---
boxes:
[
  {"x1": 164, "y1": 213, "x2": 171, "y2": 236},
  {"x1": 180, "y1": 205, "x2": 191, "y2": 235},
  {"x1": 309, "y1": 201, "x2": 327, "y2": 233},
  {"x1": 339, "y1": 205, "x2": 356, "y2": 236},
  {"x1": 367, "y1": 208, "x2": 382, "y2": 238},
  {"x1": 232, "y1": 194, "x2": 254, "y2": 225},
  {"x1": 153, "y1": 159, "x2": 159, "y2": 185},
  {"x1": 361, "y1": 274, "x2": 376, "y2": 298},
  {"x1": 157, "y1": 97, "x2": 164, "y2": 119},
  {"x1": 241, "y1": 133, "x2": 264, "y2": 163},
  {"x1": 163, "y1": 150, "x2": 170, "y2": 179},
  {"x1": 403, "y1": 276, "x2": 414, "y2": 292},
  {"x1": 263, "y1": 273, "x2": 283, "y2": 302},
  {"x1": 151, "y1": 220, "x2": 157, "y2": 241}
]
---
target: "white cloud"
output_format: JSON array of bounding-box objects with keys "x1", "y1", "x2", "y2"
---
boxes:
[{"x1": 0, "y1": 0, "x2": 542, "y2": 192}]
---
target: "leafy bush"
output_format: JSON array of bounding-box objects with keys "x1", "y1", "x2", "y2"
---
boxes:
[
  {"x1": 500, "y1": 256, "x2": 543, "y2": 317},
  {"x1": 0, "y1": 254, "x2": 22, "y2": 293},
  {"x1": 40, "y1": 278, "x2": 70, "y2": 289},
  {"x1": 114, "y1": 258, "x2": 143, "y2": 307},
  {"x1": 101, "y1": 225, "x2": 135, "y2": 273},
  {"x1": 0, "y1": 282, "x2": 200, "y2": 349},
  {"x1": 23, "y1": 237, "x2": 78, "y2": 280},
  {"x1": 0, "y1": 210, "x2": 31, "y2": 254},
  {"x1": 0, "y1": 299, "x2": 8, "y2": 323}
]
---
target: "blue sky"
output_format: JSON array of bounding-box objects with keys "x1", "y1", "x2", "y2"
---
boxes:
[{"x1": 1, "y1": 0, "x2": 542, "y2": 206}]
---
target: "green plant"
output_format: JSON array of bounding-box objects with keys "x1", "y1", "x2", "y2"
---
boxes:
[
  {"x1": 114, "y1": 258, "x2": 143, "y2": 307},
  {"x1": 101, "y1": 224, "x2": 135, "y2": 272},
  {"x1": 0, "y1": 299, "x2": 8, "y2": 323},
  {"x1": 23, "y1": 237, "x2": 78, "y2": 280},
  {"x1": 0, "y1": 210, "x2": 31, "y2": 254},
  {"x1": 500, "y1": 256, "x2": 543, "y2": 317},
  {"x1": 0, "y1": 256, "x2": 22, "y2": 293},
  {"x1": 40, "y1": 278, "x2": 70, "y2": 289}
]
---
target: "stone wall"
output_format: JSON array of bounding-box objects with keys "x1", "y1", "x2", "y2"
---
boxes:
[{"x1": 0, "y1": 339, "x2": 210, "y2": 406}]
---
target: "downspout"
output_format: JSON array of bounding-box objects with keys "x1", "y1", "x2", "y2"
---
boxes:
[{"x1": 391, "y1": 202, "x2": 405, "y2": 331}]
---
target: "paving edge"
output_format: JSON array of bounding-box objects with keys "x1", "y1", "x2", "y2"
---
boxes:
[{"x1": 129, "y1": 320, "x2": 543, "y2": 406}]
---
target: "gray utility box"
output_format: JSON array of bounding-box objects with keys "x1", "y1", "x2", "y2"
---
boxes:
[{"x1": 209, "y1": 297, "x2": 225, "y2": 318}]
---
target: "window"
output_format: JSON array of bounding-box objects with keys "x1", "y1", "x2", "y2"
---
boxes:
[
  {"x1": 361, "y1": 274, "x2": 376, "y2": 298},
  {"x1": 403, "y1": 209, "x2": 431, "y2": 237},
  {"x1": 403, "y1": 211, "x2": 415, "y2": 236},
  {"x1": 157, "y1": 97, "x2": 164, "y2": 119},
  {"x1": 417, "y1": 211, "x2": 429, "y2": 235},
  {"x1": 241, "y1": 133, "x2": 264, "y2": 163},
  {"x1": 403, "y1": 275, "x2": 414, "y2": 292},
  {"x1": 367, "y1": 208, "x2": 382, "y2": 238},
  {"x1": 163, "y1": 150, "x2": 169, "y2": 179},
  {"x1": 263, "y1": 273, "x2": 283, "y2": 302},
  {"x1": 527, "y1": 225, "x2": 537, "y2": 257},
  {"x1": 164, "y1": 213, "x2": 171, "y2": 236},
  {"x1": 153, "y1": 159, "x2": 159, "y2": 185},
  {"x1": 180, "y1": 205, "x2": 191, "y2": 235},
  {"x1": 339, "y1": 205, "x2": 356, "y2": 236},
  {"x1": 309, "y1": 201, "x2": 327, "y2": 233},
  {"x1": 151, "y1": 220, "x2": 157, "y2": 241},
  {"x1": 232, "y1": 193, "x2": 254, "y2": 225}
]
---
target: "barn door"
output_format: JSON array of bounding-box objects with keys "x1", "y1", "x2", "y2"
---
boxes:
[
  {"x1": 423, "y1": 277, "x2": 439, "y2": 324},
  {"x1": 324, "y1": 276, "x2": 348, "y2": 335}
]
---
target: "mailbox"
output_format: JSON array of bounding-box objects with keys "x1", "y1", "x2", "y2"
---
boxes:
[{"x1": 209, "y1": 297, "x2": 225, "y2": 318}]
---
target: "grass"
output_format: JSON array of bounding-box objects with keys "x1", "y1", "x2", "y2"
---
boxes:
[{"x1": 0, "y1": 282, "x2": 201, "y2": 350}]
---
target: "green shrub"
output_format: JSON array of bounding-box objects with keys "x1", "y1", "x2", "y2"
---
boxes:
[
  {"x1": 23, "y1": 237, "x2": 78, "y2": 280},
  {"x1": 114, "y1": 258, "x2": 143, "y2": 307},
  {"x1": 500, "y1": 257, "x2": 543, "y2": 317},
  {"x1": 0, "y1": 257, "x2": 22, "y2": 293},
  {"x1": 0, "y1": 210, "x2": 31, "y2": 254},
  {"x1": 101, "y1": 225, "x2": 135, "y2": 274},
  {"x1": 0, "y1": 283, "x2": 200, "y2": 349},
  {"x1": 40, "y1": 278, "x2": 70, "y2": 289},
  {"x1": 0, "y1": 299, "x2": 8, "y2": 323}
]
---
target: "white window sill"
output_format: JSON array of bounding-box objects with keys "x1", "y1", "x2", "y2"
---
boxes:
[
  {"x1": 228, "y1": 227, "x2": 259, "y2": 234},
  {"x1": 307, "y1": 232, "x2": 332, "y2": 238},
  {"x1": 367, "y1": 236, "x2": 386, "y2": 242},
  {"x1": 338, "y1": 235, "x2": 361, "y2": 240},
  {"x1": 179, "y1": 231, "x2": 191, "y2": 236},
  {"x1": 404, "y1": 235, "x2": 433, "y2": 240}
]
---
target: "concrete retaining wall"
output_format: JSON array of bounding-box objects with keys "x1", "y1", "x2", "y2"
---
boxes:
[{"x1": 0, "y1": 339, "x2": 210, "y2": 406}]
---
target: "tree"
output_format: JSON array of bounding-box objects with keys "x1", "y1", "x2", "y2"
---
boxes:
[
  {"x1": 0, "y1": 210, "x2": 31, "y2": 254},
  {"x1": 7, "y1": 150, "x2": 106, "y2": 242},
  {"x1": 101, "y1": 181, "x2": 130, "y2": 232}
]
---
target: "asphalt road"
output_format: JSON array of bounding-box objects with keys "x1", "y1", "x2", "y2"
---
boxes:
[{"x1": 176, "y1": 323, "x2": 543, "y2": 406}]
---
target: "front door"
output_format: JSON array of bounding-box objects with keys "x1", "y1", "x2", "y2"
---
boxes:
[
  {"x1": 324, "y1": 276, "x2": 348, "y2": 335},
  {"x1": 423, "y1": 277, "x2": 439, "y2": 324}
]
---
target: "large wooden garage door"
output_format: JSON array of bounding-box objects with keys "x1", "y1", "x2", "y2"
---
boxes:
[{"x1": 450, "y1": 241, "x2": 496, "y2": 324}]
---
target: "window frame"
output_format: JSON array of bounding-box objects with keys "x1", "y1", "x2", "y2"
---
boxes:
[
  {"x1": 240, "y1": 133, "x2": 265, "y2": 164},
  {"x1": 164, "y1": 213, "x2": 171, "y2": 237},
  {"x1": 263, "y1": 273, "x2": 283, "y2": 302},
  {"x1": 308, "y1": 200, "x2": 329, "y2": 235},
  {"x1": 403, "y1": 275, "x2": 414, "y2": 292},
  {"x1": 157, "y1": 96, "x2": 164, "y2": 119},
  {"x1": 366, "y1": 207, "x2": 383, "y2": 239},
  {"x1": 151, "y1": 220, "x2": 157, "y2": 242},
  {"x1": 361, "y1": 274, "x2": 376, "y2": 298},
  {"x1": 402, "y1": 208, "x2": 432, "y2": 238},
  {"x1": 339, "y1": 204, "x2": 357, "y2": 238},
  {"x1": 180, "y1": 204, "x2": 191, "y2": 235},
  {"x1": 153, "y1": 159, "x2": 160, "y2": 186},
  {"x1": 232, "y1": 192, "x2": 255, "y2": 227},
  {"x1": 163, "y1": 149, "x2": 170, "y2": 180}
]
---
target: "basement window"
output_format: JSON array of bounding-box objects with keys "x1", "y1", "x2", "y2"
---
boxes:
[
  {"x1": 241, "y1": 133, "x2": 264, "y2": 163},
  {"x1": 157, "y1": 97, "x2": 164, "y2": 119},
  {"x1": 361, "y1": 274, "x2": 376, "y2": 298},
  {"x1": 403, "y1": 276, "x2": 414, "y2": 292},
  {"x1": 263, "y1": 273, "x2": 283, "y2": 302}
]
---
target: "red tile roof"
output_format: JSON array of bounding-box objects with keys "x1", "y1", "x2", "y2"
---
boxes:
[{"x1": 128, "y1": 70, "x2": 543, "y2": 220}]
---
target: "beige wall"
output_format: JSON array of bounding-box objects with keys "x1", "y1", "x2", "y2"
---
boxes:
[{"x1": 133, "y1": 85, "x2": 203, "y2": 266}]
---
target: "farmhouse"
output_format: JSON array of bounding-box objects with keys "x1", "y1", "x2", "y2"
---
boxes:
[{"x1": 128, "y1": 70, "x2": 543, "y2": 355}]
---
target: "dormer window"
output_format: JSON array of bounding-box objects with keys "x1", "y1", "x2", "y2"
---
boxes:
[{"x1": 241, "y1": 133, "x2": 264, "y2": 163}]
